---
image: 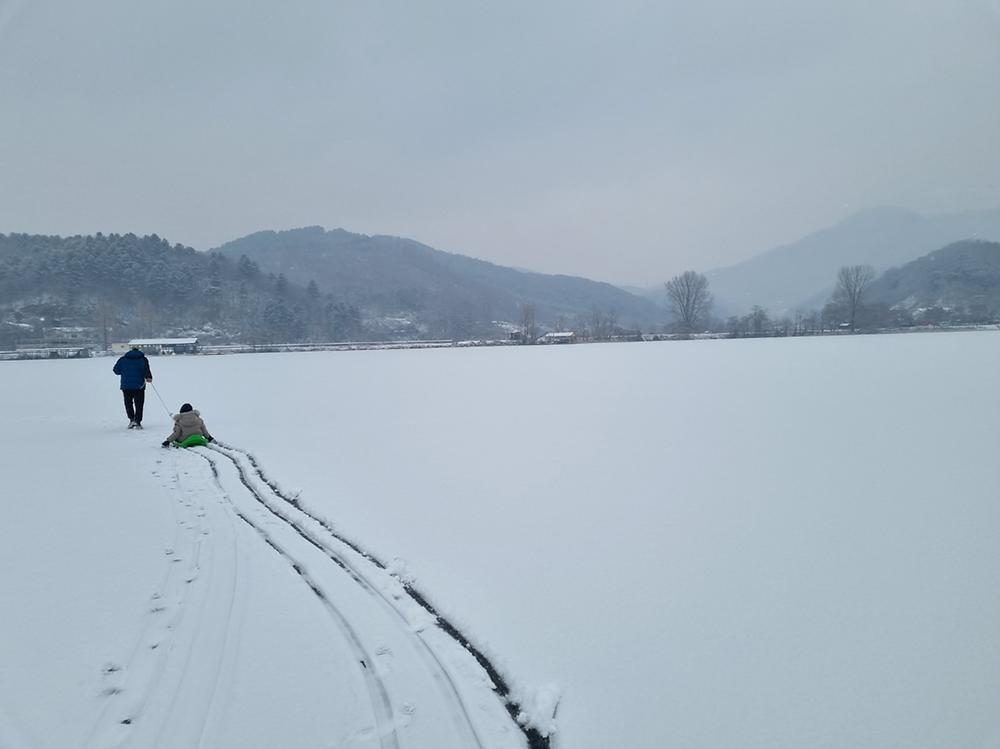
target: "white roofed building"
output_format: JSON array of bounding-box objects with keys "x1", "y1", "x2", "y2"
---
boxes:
[
  {"x1": 539, "y1": 331, "x2": 577, "y2": 344},
  {"x1": 112, "y1": 338, "x2": 199, "y2": 355}
]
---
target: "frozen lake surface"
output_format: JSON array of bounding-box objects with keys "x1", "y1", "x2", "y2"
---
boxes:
[{"x1": 2, "y1": 331, "x2": 999, "y2": 748}]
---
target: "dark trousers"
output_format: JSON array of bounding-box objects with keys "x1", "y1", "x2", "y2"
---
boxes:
[{"x1": 123, "y1": 389, "x2": 146, "y2": 424}]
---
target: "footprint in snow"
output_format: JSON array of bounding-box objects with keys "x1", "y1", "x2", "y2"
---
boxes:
[
  {"x1": 148, "y1": 592, "x2": 168, "y2": 613},
  {"x1": 395, "y1": 702, "x2": 417, "y2": 730},
  {"x1": 374, "y1": 646, "x2": 394, "y2": 677},
  {"x1": 98, "y1": 662, "x2": 125, "y2": 698},
  {"x1": 350, "y1": 725, "x2": 377, "y2": 744}
]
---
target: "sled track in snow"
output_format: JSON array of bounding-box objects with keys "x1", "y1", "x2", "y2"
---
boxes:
[
  {"x1": 206, "y1": 441, "x2": 552, "y2": 749},
  {"x1": 197, "y1": 450, "x2": 402, "y2": 749},
  {"x1": 199, "y1": 446, "x2": 501, "y2": 748}
]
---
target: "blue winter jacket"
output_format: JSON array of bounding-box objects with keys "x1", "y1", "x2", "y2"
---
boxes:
[{"x1": 113, "y1": 349, "x2": 152, "y2": 390}]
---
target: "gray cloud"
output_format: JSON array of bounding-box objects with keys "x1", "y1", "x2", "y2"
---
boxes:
[{"x1": 1, "y1": 0, "x2": 998, "y2": 284}]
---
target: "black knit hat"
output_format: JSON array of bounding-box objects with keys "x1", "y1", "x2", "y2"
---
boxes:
[{"x1": 179, "y1": 403, "x2": 193, "y2": 413}]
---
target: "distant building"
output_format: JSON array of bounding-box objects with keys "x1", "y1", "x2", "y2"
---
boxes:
[
  {"x1": 539, "y1": 331, "x2": 577, "y2": 344},
  {"x1": 8, "y1": 345, "x2": 92, "y2": 359},
  {"x1": 113, "y1": 338, "x2": 199, "y2": 355}
]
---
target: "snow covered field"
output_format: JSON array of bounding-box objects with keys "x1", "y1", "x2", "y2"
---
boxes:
[{"x1": 2, "y1": 331, "x2": 999, "y2": 748}]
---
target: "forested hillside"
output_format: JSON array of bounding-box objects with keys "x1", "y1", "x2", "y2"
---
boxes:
[
  {"x1": 870, "y1": 240, "x2": 1000, "y2": 322},
  {"x1": 0, "y1": 233, "x2": 363, "y2": 348},
  {"x1": 1, "y1": 227, "x2": 666, "y2": 350}
]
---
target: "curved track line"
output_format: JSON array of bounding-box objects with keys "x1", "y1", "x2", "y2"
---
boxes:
[
  {"x1": 207, "y1": 444, "x2": 489, "y2": 749},
  {"x1": 212, "y1": 440, "x2": 552, "y2": 748},
  {"x1": 199, "y1": 451, "x2": 401, "y2": 749},
  {"x1": 189, "y1": 461, "x2": 246, "y2": 749}
]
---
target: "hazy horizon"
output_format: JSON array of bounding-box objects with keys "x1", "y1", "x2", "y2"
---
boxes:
[{"x1": 2, "y1": 0, "x2": 999, "y2": 286}]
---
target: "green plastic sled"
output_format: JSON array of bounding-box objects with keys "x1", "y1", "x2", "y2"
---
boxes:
[{"x1": 175, "y1": 435, "x2": 209, "y2": 448}]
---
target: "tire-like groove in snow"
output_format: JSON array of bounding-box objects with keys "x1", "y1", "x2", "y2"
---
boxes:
[
  {"x1": 212, "y1": 440, "x2": 551, "y2": 749},
  {"x1": 197, "y1": 450, "x2": 401, "y2": 749},
  {"x1": 205, "y1": 445, "x2": 490, "y2": 749}
]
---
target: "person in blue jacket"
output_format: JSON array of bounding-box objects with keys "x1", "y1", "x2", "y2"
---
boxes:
[{"x1": 112, "y1": 345, "x2": 153, "y2": 429}]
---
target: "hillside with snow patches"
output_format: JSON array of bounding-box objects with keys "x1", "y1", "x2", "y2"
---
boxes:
[
  {"x1": 2, "y1": 332, "x2": 999, "y2": 748},
  {"x1": 213, "y1": 226, "x2": 665, "y2": 332},
  {"x1": 870, "y1": 239, "x2": 1000, "y2": 313}
]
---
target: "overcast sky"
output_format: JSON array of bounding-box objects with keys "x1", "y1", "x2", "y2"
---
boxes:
[{"x1": 1, "y1": 0, "x2": 999, "y2": 285}]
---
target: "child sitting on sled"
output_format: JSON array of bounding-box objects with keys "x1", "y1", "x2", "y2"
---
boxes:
[{"x1": 162, "y1": 403, "x2": 215, "y2": 448}]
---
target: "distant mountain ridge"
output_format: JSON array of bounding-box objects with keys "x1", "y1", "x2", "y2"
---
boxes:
[
  {"x1": 5, "y1": 210, "x2": 998, "y2": 349},
  {"x1": 212, "y1": 226, "x2": 665, "y2": 332},
  {"x1": 702, "y1": 207, "x2": 1000, "y2": 315},
  {"x1": 0, "y1": 227, "x2": 665, "y2": 348}
]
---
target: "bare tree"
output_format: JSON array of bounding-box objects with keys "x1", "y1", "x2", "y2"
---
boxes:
[
  {"x1": 589, "y1": 308, "x2": 605, "y2": 340},
  {"x1": 833, "y1": 264, "x2": 876, "y2": 330},
  {"x1": 803, "y1": 310, "x2": 819, "y2": 335},
  {"x1": 665, "y1": 271, "x2": 712, "y2": 335},
  {"x1": 821, "y1": 301, "x2": 843, "y2": 332},
  {"x1": 519, "y1": 302, "x2": 537, "y2": 343},
  {"x1": 607, "y1": 308, "x2": 619, "y2": 338},
  {"x1": 138, "y1": 299, "x2": 157, "y2": 338},
  {"x1": 726, "y1": 314, "x2": 747, "y2": 338},
  {"x1": 792, "y1": 310, "x2": 804, "y2": 336},
  {"x1": 588, "y1": 307, "x2": 620, "y2": 340},
  {"x1": 93, "y1": 297, "x2": 115, "y2": 351},
  {"x1": 749, "y1": 305, "x2": 770, "y2": 335}
]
